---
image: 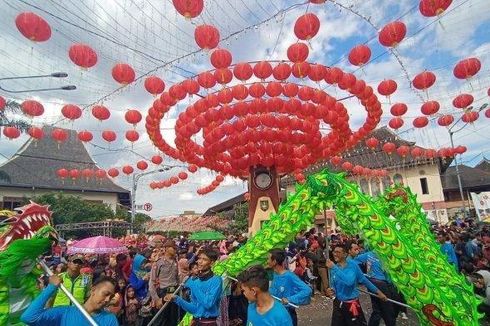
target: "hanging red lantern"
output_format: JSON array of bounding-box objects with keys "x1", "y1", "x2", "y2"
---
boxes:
[
  {"x1": 95, "y1": 169, "x2": 106, "y2": 179},
  {"x1": 69, "y1": 169, "x2": 80, "y2": 180},
  {"x1": 308, "y1": 64, "x2": 326, "y2": 82},
  {"x1": 283, "y1": 83, "x2": 299, "y2": 97},
  {"x1": 172, "y1": 0, "x2": 203, "y2": 19},
  {"x1": 0, "y1": 96, "x2": 5, "y2": 110},
  {"x1": 454, "y1": 145, "x2": 467, "y2": 155},
  {"x1": 21, "y1": 100, "x2": 44, "y2": 117},
  {"x1": 210, "y1": 48, "x2": 232, "y2": 69},
  {"x1": 81, "y1": 168, "x2": 94, "y2": 181},
  {"x1": 188, "y1": 164, "x2": 198, "y2": 173},
  {"x1": 341, "y1": 161, "x2": 353, "y2": 171},
  {"x1": 396, "y1": 145, "x2": 410, "y2": 157},
  {"x1": 411, "y1": 147, "x2": 424, "y2": 158},
  {"x1": 348, "y1": 45, "x2": 371, "y2": 66},
  {"x1": 438, "y1": 115, "x2": 454, "y2": 127},
  {"x1": 294, "y1": 13, "x2": 320, "y2": 40},
  {"x1": 452, "y1": 93, "x2": 474, "y2": 109},
  {"x1": 461, "y1": 111, "x2": 479, "y2": 123},
  {"x1": 232, "y1": 84, "x2": 248, "y2": 100},
  {"x1": 272, "y1": 63, "x2": 292, "y2": 81},
  {"x1": 181, "y1": 79, "x2": 200, "y2": 95},
  {"x1": 51, "y1": 128, "x2": 68, "y2": 143},
  {"x1": 292, "y1": 62, "x2": 311, "y2": 79},
  {"x1": 420, "y1": 0, "x2": 452, "y2": 16},
  {"x1": 197, "y1": 71, "x2": 216, "y2": 88},
  {"x1": 112, "y1": 63, "x2": 135, "y2": 85},
  {"x1": 216, "y1": 175, "x2": 225, "y2": 182},
  {"x1": 214, "y1": 68, "x2": 233, "y2": 85},
  {"x1": 249, "y1": 83, "x2": 266, "y2": 98},
  {"x1": 194, "y1": 24, "x2": 220, "y2": 50},
  {"x1": 421, "y1": 101, "x2": 440, "y2": 115},
  {"x1": 412, "y1": 71, "x2": 436, "y2": 90},
  {"x1": 485, "y1": 108, "x2": 490, "y2": 119},
  {"x1": 178, "y1": 172, "x2": 188, "y2": 180},
  {"x1": 108, "y1": 168, "x2": 119, "y2": 178},
  {"x1": 125, "y1": 109, "x2": 142, "y2": 125},
  {"x1": 125, "y1": 130, "x2": 139, "y2": 142},
  {"x1": 122, "y1": 165, "x2": 134, "y2": 175},
  {"x1": 233, "y1": 62, "x2": 253, "y2": 81},
  {"x1": 325, "y1": 67, "x2": 343, "y2": 84},
  {"x1": 151, "y1": 155, "x2": 163, "y2": 165},
  {"x1": 102, "y1": 130, "x2": 117, "y2": 143},
  {"x1": 390, "y1": 103, "x2": 408, "y2": 116},
  {"x1": 77, "y1": 130, "x2": 93, "y2": 142},
  {"x1": 287, "y1": 43, "x2": 309, "y2": 63},
  {"x1": 379, "y1": 21, "x2": 406, "y2": 47},
  {"x1": 330, "y1": 156, "x2": 342, "y2": 165},
  {"x1": 91, "y1": 105, "x2": 110, "y2": 121},
  {"x1": 68, "y1": 44, "x2": 97, "y2": 68},
  {"x1": 57, "y1": 168, "x2": 69, "y2": 179},
  {"x1": 15, "y1": 12, "x2": 51, "y2": 42},
  {"x1": 389, "y1": 117, "x2": 404, "y2": 130},
  {"x1": 377, "y1": 79, "x2": 397, "y2": 97},
  {"x1": 413, "y1": 116, "x2": 429, "y2": 128},
  {"x1": 136, "y1": 160, "x2": 148, "y2": 171},
  {"x1": 3, "y1": 126, "x2": 21, "y2": 139},
  {"x1": 169, "y1": 84, "x2": 187, "y2": 100},
  {"x1": 382, "y1": 142, "x2": 396, "y2": 154},
  {"x1": 266, "y1": 82, "x2": 283, "y2": 97},
  {"x1": 453, "y1": 57, "x2": 481, "y2": 80},
  {"x1": 365, "y1": 137, "x2": 379, "y2": 149},
  {"x1": 253, "y1": 61, "x2": 273, "y2": 80},
  {"x1": 27, "y1": 126, "x2": 43, "y2": 140},
  {"x1": 61, "y1": 104, "x2": 82, "y2": 121},
  {"x1": 144, "y1": 76, "x2": 165, "y2": 95},
  {"x1": 170, "y1": 176, "x2": 179, "y2": 184}
]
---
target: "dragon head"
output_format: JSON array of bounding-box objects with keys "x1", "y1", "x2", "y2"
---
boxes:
[{"x1": 0, "y1": 201, "x2": 56, "y2": 251}]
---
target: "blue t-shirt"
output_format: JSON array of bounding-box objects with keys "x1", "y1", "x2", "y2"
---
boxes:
[
  {"x1": 269, "y1": 270, "x2": 312, "y2": 306},
  {"x1": 246, "y1": 300, "x2": 293, "y2": 326},
  {"x1": 331, "y1": 261, "x2": 379, "y2": 301},
  {"x1": 354, "y1": 251, "x2": 390, "y2": 282},
  {"x1": 21, "y1": 284, "x2": 118, "y2": 326},
  {"x1": 174, "y1": 274, "x2": 222, "y2": 318}
]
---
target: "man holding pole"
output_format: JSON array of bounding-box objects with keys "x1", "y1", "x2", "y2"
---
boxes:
[{"x1": 51, "y1": 254, "x2": 91, "y2": 307}]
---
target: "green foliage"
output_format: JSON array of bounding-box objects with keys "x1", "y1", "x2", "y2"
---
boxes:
[
  {"x1": 226, "y1": 201, "x2": 249, "y2": 235},
  {"x1": 0, "y1": 100, "x2": 30, "y2": 131}
]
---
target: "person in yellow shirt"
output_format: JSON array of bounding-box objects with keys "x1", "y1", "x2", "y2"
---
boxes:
[{"x1": 51, "y1": 254, "x2": 92, "y2": 307}]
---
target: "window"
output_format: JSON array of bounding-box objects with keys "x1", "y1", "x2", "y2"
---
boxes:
[
  {"x1": 1, "y1": 197, "x2": 24, "y2": 210},
  {"x1": 360, "y1": 178, "x2": 370, "y2": 194},
  {"x1": 371, "y1": 178, "x2": 381, "y2": 196},
  {"x1": 420, "y1": 177, "x2": 429, "y2": 194},
  {"x1": 393, "y1": 174, "x2": 404, "y2": 185}
]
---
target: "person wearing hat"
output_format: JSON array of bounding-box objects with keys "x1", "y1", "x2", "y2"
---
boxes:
[
  {"x1": 149, "y1": 239, "x2": 181, "y2": 325},
  {"x1": 51, "y1": 254, "x2": 92, "y2": 307}
]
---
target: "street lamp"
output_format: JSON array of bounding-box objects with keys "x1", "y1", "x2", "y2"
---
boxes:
[
  {"x1": 447, "y1": 103, "x2": 488, "y2": 218},
  {"x1": 0, "y1": 72, "x2": 77, "y2": 93}
]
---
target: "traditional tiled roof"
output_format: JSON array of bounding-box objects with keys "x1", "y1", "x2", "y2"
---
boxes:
[
  {"x1": 203, "y1": 193, "x2": 246, "y2": 216},
  {"x1": 441, "y1": 164, "x2": 490, "y2": 191}
]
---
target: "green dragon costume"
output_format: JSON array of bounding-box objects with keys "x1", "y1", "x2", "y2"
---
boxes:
[
  {"x1": 0, "y1": 202, "x2": 57, "y2": 325},
  {"x1": 210, "y1": 169, "x2": 481, "y2": 326}
]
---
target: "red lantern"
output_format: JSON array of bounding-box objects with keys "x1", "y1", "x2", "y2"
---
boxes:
[
  {"x1": 69, "y1": 169, "x2": 80, "y2": 180},
  {"x1": 253, "y1": 61, "x2": 273, "y2": 80},
  {"x1": 383, "y1": 142, "x2": 396, "y2": 154},
  {"x1": 210, "y1": 48, "x2": 232, "y2": 69},
  {"x1": 15, "y1": 12, "x2": 51, "y2": 42},
  {"x1": 283, "y1": 83, "x2": 299, "y2": 97},
  {"x1": 57, "y1": 168, "x2": 69, "y2": 179},
  {"x1": 91, "y1": 105, "x2": 110, "y2": 121},
  {"x1": 291, "y1": 62, "x2": 311, "y2": 79},
  {"x1": 102, "y1": 130, "x2": 117, "y2": 143},
  {"x1": 188, "y1": 164, "x2": 198, "y2": 173},
  {"x1": 95, "y1": 169, "x2": 106, "y2": 179},
  {"x1": 136, "y1": 160, "x2": 148, "y2": 171},
  {"x1": 108, "y1": 168, "x2": 119, "y2": 178},
  {"x1": 112, "y1": 63, "x2": 135, "y2": 85},
  {"x1": 287, "y1": 43, "x2": 309, "y2": 63},
  {"x1": 412, "y1": 71, "x2": 436, "y2": 90},
  {"x1": 390, "y1": 103, "x2": 408, "y2": 116},
  {"x1": 411, "y1": 147, "x2": 424, "y2": 158},
  {"x1": 68, "y1": 44, "x2": 97, "y2": 68},
  {"x1": 172, "y1": 0, "x2": 203, "y2": 19},
  {"x1": 214, "y1": 68, "x2": 233, "y2": 85},
  {"x1": 51, "y1": 128, "x2": 68, "y2": 143},
  {"x1": 396, "y1": 145, "x2": 410, "y2": 157},
  {"x1": 178, "y1": 172, "x2": 188, "y2": 180},
  {"x1": 0, "y1": 96, "x2": 5, "y2": 110},
  {"x1": 452, "y1": 93, "x2": 474, "y2": 109},
  {"x1": 330, "y1": 156, "x2": 342, "y2": 165},
  {"x1": 77, "y1": 130, "x2": 93, "y2": 142},
  {"x1": 21, "y1": 100, "x2": 44, "y2": 117},
  {"x1": 309, "y1": 64, "x2": 326, "y2": 82},
  {"x1": 348, "y1": 45, "x2": 371, "y2": 66},
  {"x1": 122, "y1": 166, "x2": 134, "y2": 175},
  {"x1": 294, "y1": 13, "x2": 320, "y2": 40},
  {"x1": 125, "y1": 109, "x2": 142, "y2": 125},
  {"x1": 377, "y1": 79, "x2": 397, "y2": 97},
  {"x1": 461, "y1": 111, "x2": 479, "y2": 123},
  {"x1": 194, "y1": 24, "x2": 220, "y2": 50},
  {"x1": 182, "y1": 79, "x2": 200, "y2": 95},
  {"x1": 485, "y1": 108, "x2": 490, "y2": 119},
  {"x1": 420, "y1": 0, "x2": 452, "y2": 17},
  {"x1": 27, "y1": 126, "x2": 43, "y2": 140},
  {"x1": 151, "y1": 155, "x2": 163, "y2": 165},
  {"x1": 438, "y1": 115, "x2": 454, "y2": 127},
  {"x1": 249, "y1": 83, "x2": 266, "y2": 98},
  {"x1": 272, "y1": 63, "x2": 291, "y2": 81},
  {"x1": 421, "y1": 101, "x2": 440, "y2": 115},
  {"x1": 197, "y1": 71, "x2": 216, "y2": 88},
  {"x1": 365, "y1": 137, "x2": 379, "y2": 149},
  {"x1": 389, "y1": 117, "x2": 404, "y2": 130},
  {"x1": 453, "y1": 57, "x2": 481, "y2": 80},
  {"x1": 170, "y1": 176, "x2": 179, "y2": 184},
  {"x1": 379, "y1": 21, "x2": 406, "y2": 47},
  {"x1": 61, "y1": 104, "x2": 82, "y2": 121},
  {"x1": 126, "y1": 130, "x2": 139, "y2": 142},
  {"x1": 3, "y1": 126, "x2": 21, "y2": 139},
  {"x1": 266, "y1": 82, "x2": 283, "y2": 97},
  {"x1": 232, "y1": 84, "x2": 248, "y2": 100},
  {"x1": 454, "y1": 145, "x2": 467, "y2": 155},
  {"x1": 341, "y1": 161, "x2": 353, "y2": 171},
  {"x1": 144, "y1": 76, "x2": 165, "y2": 95},
  {"x1": 413, "y1": 116, "x2": 429, "y2": 128},
  {"x1": 233, "y1": 62, "x2": 253, "y2": 81},
  {"x1": 81, "y1": 168, "x2": 94, "y2": 181}
]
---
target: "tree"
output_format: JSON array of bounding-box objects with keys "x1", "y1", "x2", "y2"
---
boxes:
[
  {"x1": 0, "y1": 100, "x2": 30, "y2": 132},
  {"x1": 114, "y1": 206, "x2": 151, "y2": 235},
  {"x1": 227, "y1": 201, "x2": 249, "y2": 235}
]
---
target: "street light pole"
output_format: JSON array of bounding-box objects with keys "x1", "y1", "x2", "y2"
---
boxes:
[{"x1": 0, "y1": 72, "x2": 76, "y2": 93}]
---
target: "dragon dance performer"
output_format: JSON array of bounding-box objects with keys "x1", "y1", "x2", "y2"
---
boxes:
[
  {"x1": 164, "y1": 249, "x2": 222, "y2": 326},
  {"x1": 267, "y1": 249, "x2": 312, "y2": 326},
  {"x1": 21, "y1": 275, "x2": 118, "y2": 326},
  {"x1": 238, "y1": 265, "x2": 292, "y2": 326},
  {"x1": 326, "y1": 243, "x2": 388, "y2": 326}
]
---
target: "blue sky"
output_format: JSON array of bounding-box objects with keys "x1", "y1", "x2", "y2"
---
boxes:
[{"x1": 0, "y1": 0, "x2": 489, "y2": 217}]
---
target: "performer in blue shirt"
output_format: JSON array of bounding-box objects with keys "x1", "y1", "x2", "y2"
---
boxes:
[
  {"x1": 164, "y1": 249, "x2": 222, "y2": 326},
  {"x1": 237, "y1": 265, "x2": 292, "y2": 326},
  {"x1": 21, "y1": 275, "x2": 118, "y2": 326},
  {"x1": 438, "y1": 233, "x2": 458, "y2": 269},
  {"x1": 326, "y1": 243, "x2": 387, "y2": 326}
]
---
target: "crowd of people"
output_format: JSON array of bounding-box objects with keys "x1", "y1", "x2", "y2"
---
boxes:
[{"x1": 18, "y1": 216, "x2": 490, "y2": 326}]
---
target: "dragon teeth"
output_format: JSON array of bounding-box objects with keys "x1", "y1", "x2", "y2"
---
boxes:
[
  {"x1": 24, "y1": 219, "x2": 32, "y2": 229},
  {"x1": 14, "y1": 229, "x2": 22, "y2": 235}
]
